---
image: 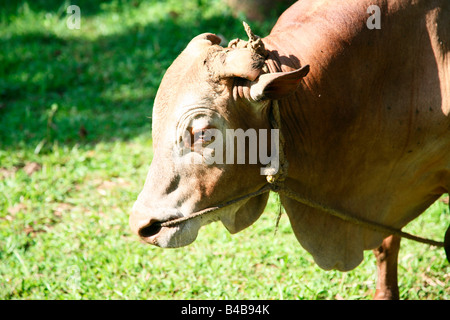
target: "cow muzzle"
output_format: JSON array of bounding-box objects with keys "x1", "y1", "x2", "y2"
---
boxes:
[{"x1": 129, "y1": 201, "x2": 199, "y2": 247}]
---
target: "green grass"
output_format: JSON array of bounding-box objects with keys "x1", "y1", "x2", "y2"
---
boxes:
[{"x1": 1, "y1": 0, "x2": 449, "y2": 300}]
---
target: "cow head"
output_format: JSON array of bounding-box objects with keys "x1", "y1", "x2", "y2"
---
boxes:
[{"x1": 129, "y1": 31, "x2": 309, "y2": 247}]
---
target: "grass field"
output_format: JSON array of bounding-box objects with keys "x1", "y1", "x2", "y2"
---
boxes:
[{"x1": 1, "y1": 0, "x2": 449, "y2": 300}]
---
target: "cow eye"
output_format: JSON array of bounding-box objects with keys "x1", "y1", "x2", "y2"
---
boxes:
[{"x1": 191, "y1": 127, "x2": 215, "y2": 147}]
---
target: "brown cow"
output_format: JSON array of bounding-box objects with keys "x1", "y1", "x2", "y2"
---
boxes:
[{"x1": 130, "y1": 0, "x2": 449, "y2": 299}]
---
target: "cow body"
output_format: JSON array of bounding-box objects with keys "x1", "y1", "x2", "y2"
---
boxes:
[
  {"x1": 262, "y1": 0, "x2": 450, "y2": 271},
  {"x1": 130, "y1": 0, "x2": 449, "y2": 298}
]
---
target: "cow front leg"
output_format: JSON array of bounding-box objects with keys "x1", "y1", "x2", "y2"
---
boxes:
[{"x1": 373, "y1": 235, "x2": 401, "y2": 300}]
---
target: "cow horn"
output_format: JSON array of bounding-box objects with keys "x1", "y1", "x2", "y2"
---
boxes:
[
  {"x1": 228, "y1": 22, "x2": 268, "y2": 58},
  {"x1": 243, "y1": 21, "x2": 268, "y2": 58}
]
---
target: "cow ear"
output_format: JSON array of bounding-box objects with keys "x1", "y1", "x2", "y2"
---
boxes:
[{"x1": 250, "y1": 65, "x2": 310, "y2": 101}]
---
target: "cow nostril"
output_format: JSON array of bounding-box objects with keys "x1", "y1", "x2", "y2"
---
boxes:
[{"x1": 139, "y1": 221, "x2": 162, "y2": 238}]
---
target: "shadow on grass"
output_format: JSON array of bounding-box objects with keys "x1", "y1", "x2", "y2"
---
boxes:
[{"x1": 0, "y1": 0, "x2": 286, "y2": 153}]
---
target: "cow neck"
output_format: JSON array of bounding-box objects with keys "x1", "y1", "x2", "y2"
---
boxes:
[{"x1": 262, "y1": 47, "x2": 309, "y2": 165}]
